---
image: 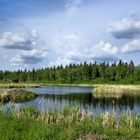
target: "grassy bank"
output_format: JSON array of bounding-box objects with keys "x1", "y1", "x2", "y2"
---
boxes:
[
  {"x1": 46, "y1": 84, "x2": 140, "y2": 97},
  {"x1": 92, "y1": 85, "x2": 140, "y2": 98},
  {"x1": 0, "y1": 83, "x2": 41, "y2": 88},
  {"x1": 0, "y1": 82, "x2": 140, "y2": 88},
  {"x1": 0, "y1": 83, "x2": 94, "y2": 88},
  {"x1": 1, "y1": 83, "x2": 140, "y2": 97},
  {"x1": 0, "y1": 106, "x2": 140, "y2": 140},
  {"x1": 45, "y1": 83, "x2": 140, "y2": 90},
  {"x1": 0, "y1": 89, "x2": 37, "y2": 103}
]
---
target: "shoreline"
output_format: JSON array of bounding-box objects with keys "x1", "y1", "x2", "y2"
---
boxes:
[
  {"x1": 0, "y1": 88, "x2": 37, "y2": 103},
  {"x1": 0, "y1": 83, "x2": 140, "y2": 95},
  {"x1": 0, "y1": 82, "x2": 140, "y2": 87}
]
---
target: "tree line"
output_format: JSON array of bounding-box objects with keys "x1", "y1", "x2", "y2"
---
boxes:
[{"x1": 0, "y1": 60, "x2": 140, "y2": 84}]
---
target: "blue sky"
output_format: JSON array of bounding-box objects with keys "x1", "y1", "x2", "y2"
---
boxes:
[{"x1": 0, "y1": 0, "x2": 140, "y2": 70}]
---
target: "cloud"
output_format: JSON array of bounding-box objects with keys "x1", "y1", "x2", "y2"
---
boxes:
[
  {"x1": 51, "y1": 34, "x2": 119, "y2": 65},
  {"x1": 128, "y1": 10, "x2": 137, "y2": 18},
  {"x1": 95, "y1": 41, "x2": 118, "y2": 55},
  {"x1": 30, "y1": 29, "x2": 39, "y2": 39},
  {"x1": 92, "y1": 55, "x2": 118, "y2": 62},
  {"x1": 108, "y1": 14, "x2": 140, "y2": 39},
  {"x1": 48, "y1": 57, "x2": 71, "y2": 67},
  {"x1": 65, "y1": 0, "x2": 84, "y2": 15},
  {"x1": 68, "y1": 40, "x2": 118, "y2": 62},
  {"x1": 52, "y1": 33, "x2": 86, "y2": 58},
  {"x1": 0, "y1": 30, "x2": 39, "y2": 50},
  {"x1": 122, "y1": 39, "x2": 140, "y2": 53},
  {"x1": 10, "y1": 49, "x2": 48, "y2": 65},
  {"x1": 52, "y1": 33, "x2": 86, "y2": 55}
]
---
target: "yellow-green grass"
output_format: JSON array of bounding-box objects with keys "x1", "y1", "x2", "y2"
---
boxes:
[
  {"x1": 92, "y1": 85, "x2": 140, "y2": 98},
  {"x1": 94, "y1": 85, "x2": 140, "y2": 93},
  {"x1": 44, "y1": 83, "x2": 140, "y2": 91},
  {"x1": 45, "y1": 83, "x2": 94, "y2": 87},
  {"x1": 0, "y1": 89, "x2": 37, "y2": 103},
  {"x1": 0, "y1": 83, "x2": 41, "y2": 88},
  {"x1": 44, "y1": 84, "x2": 140, "y2": 96},
  {"x1": 93, "y1": 92, "x2": 123, "y2": 98},
  {"x1": 1, "y1": 83, "x2": 140, "y2": 96}
]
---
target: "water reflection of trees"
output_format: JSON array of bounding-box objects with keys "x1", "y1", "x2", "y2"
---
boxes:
[{"x1": 40, "y1": 93, "x2": 140, "y2": 111}]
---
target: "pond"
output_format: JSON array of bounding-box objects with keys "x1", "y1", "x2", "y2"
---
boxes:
[{"x1": 2, "y1": 86, "x2": 140, "y2": 115}]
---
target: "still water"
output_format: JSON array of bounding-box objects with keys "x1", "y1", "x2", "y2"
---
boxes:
[{"x1": 3, "y1": 86, "x2": 140, "y2": 115}]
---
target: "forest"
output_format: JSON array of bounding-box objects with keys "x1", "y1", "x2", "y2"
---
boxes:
[{"x1": 0, "y1": 60, "x2": 140, "y2": 84}]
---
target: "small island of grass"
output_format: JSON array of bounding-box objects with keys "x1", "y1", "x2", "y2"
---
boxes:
[{"x1": 0, "y1": 89, "x2": 37, "y2": 103}]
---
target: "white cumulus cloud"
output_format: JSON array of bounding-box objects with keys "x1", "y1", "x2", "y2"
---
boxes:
[
  {"x1": 122, "y1": 39, "x2": 140, "y2": 53},
  {"x1": 10, "y1": 49, "x2": 48, "y2": 65},
  {"x1": 50, "y1": 33, "x2": 119, "y2": 65},
  {"x1": 96, "y1": 41, "x2": 118, "y2": 55},
  {"x1": 0, "y1": 30, "x2": 39, "y2": 50},
  {"x1": 83, "y1": 40, "x2": 118, "y2": 62},
  {"x1": 108, "y1": 15, "x2": 140, "y2": 39}
]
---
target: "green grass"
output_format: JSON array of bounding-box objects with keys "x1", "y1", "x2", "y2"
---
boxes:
[
  {"x1": 0, "y1": 83, "x2": 41, "y2": 88},
  {"x1": 0, "y1": 106, "x2": 140, "y2": 140},
  {"x1": 1, "y1": 82, "x2": 140, "y2": 90}
]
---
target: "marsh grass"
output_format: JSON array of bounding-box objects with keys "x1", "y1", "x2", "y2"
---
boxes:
[
  {"x1": 0, "y1": 90, "x2": 11, "y2": 102},
  {"x1": 93, "y1": 92, "x2": 123, "y2": 99},
  {"x1": 0, "y1": 89, "x2": 37, "y2": 103},
  {"x1": 93, "y1": 85, "x2": 140, "y2": 98},
  {"x1": 0, "y1": 105, "x2": 140, "y2": 140},
  {"x1": 0, "y1": 83, "x2": 40, "y2": 88}
]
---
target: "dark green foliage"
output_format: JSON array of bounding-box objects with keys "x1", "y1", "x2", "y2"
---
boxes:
[{"x1": 0, "y1": 60, "x2": 139, "y2": 84}]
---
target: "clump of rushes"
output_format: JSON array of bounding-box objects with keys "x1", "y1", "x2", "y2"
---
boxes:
[
  {"x1": 0, "y1": 105, "x2": 139, "y2": 140},
  {"x1": 0, "y1": 105, "x2": 140, "y2": 140},
  {"x1": 102, "y1": 112, "x2": 109, "y2": 126},
  {"x1": 0, "y1": 90, "x2": 10, "y2": 102}
]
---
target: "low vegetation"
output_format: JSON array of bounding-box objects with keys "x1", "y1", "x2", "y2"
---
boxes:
[
  {"x1": 0, "y1": 106, "x2": 140, "y2": 140},
  {"x1": 0, "y1": 89, "x2": 37, "y2": 103},
  {"x1": 0, "y1": 83, "x2": 40, "y2": 88},
  {"x1": 93, "y1": 85, "x2": 140, "y2": 98}
]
